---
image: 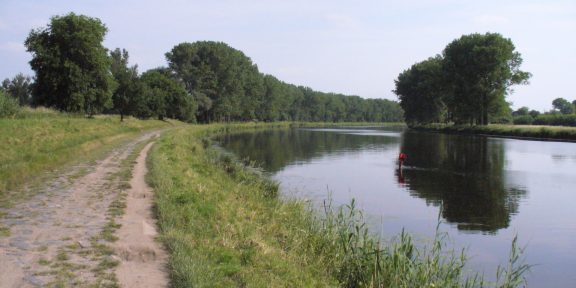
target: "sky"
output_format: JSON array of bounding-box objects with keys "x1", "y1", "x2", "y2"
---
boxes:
[{"x1": 0, "y1": 0, "x2": 575, "y2": 111}]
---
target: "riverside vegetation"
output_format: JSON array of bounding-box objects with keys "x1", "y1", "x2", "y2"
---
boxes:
[
  {"x1": 0, "y1": 107, "x2": 174, "y2": 202},
  {"x1": 147, "y1": 123, "x2": 529, "y2": 287},
  {"x1": 413, "y1": 123, "x2": 576, "y2": 142}
]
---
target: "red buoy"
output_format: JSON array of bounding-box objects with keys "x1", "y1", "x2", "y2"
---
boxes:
[{"x1": 399, "y1": 153, "x2": 407, "y2": 162}]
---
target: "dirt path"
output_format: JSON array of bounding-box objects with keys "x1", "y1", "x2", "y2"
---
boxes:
[
  {"x1": 0, "y1": 130, "x2": 168, "y2": 287},
  {"x1": 114, "y1": 141, "x2": 168, "y2": 288}
]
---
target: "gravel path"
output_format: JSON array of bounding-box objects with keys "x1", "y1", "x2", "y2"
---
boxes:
[{"x1": 0, "y1": 131, "x2": 166, "y2": 287}]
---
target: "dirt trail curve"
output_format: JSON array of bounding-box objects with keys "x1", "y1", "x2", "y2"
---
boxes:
[{"x1": 0, "y1": 130, "x2": 168, "y2": 287}]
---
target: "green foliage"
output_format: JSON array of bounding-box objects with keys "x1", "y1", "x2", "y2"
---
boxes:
[
  {"x1": 513, "y1": 115, "x2": 534, "y2": 125},
  {"x1": 2, "y1": 73, "x2": 32, "y2": 106},
  {"x1": 166, "y1": 41, "x2": 404, "y2": 123},
  {"x1": 533, "y1": 114, "x2": 576, "y2": 126},
  {"x1": 0, "y1": 90, "x2": 21, "y2": 118},
  {"x1": 110, "y1": 48, "x2": 140, "y2": 121},
  {"x1": 395, "y1": 33, "x2": 530, "y2": 126},
  {"x1": 512, "y1": 107, "x2": 529, "y2": 116},
  {"x1": 149, "y1": 124, "x2": 530, "y2": 287},
  {"x1": 552, "y1": 97, "x2": 574, "y2": 114},
  {"x1": 0, "y1": 109, "x2": 174, "y2": 197},
  {"x1": 138, "y1": 69, "x2": 197, "y2": 122},
  {"x1": 395, "y1": 56, "x2": 446, "y2": 125},
  {"x1": 414, "y1": 124, "x2": 576, "y2": 141},
  {"x1": 25, "y1": 13, "x2": 115, "y2": 115},
  {"x1": 443, "y1": 33, "x2": 531, "y2": 125}
]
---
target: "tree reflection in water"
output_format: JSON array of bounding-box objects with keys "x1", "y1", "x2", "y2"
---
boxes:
[
  {"x1": 218, "y1": 128, "x2": 528, "y2": 234},
  {"x1": 399, "y1": 131, "x2": 527, "y2": 233}
]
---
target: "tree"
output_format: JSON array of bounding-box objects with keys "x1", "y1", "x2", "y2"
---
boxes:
[
  {"x1": 25, "y1": 13, "x2": 115, "y2": 115},
  {"x1": 166, "y1": 41, "x2": 262, "y2": 122},
  {"x1": 512, "y1": 107, "x2": 529, "y2": 116},
  {"x1": 529, "y1": 110, "x2": 540, "y2": 118},
  {"x1": 1, "y1": 73, "x2": 33, "y2": 106},
  {"x1": 140, "y1": 69, "x2": 197, "y2": 122},
  {"x1": 442, "y1": 33, "x2": 531, "y2": 125},
  {"x1": 394, "y1": 56, "x2": 446, "y2": 125},
  {"x1": 110, "y1": 48, "x2": 139, "y2": 121},
  {"x1": 552, "y1": 98, "x2": 574, "y2": 114}
]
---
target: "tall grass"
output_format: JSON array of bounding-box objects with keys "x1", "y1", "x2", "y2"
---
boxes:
[
  {"x1": 0, "y1": 109, "x2": 175, "y2": 198},
  {"x1": 148, "y1": 124, "x2": 529, "y2": 287},
  {"x1": 0, "y1": 91, "x2": 20, "y2": 118}
]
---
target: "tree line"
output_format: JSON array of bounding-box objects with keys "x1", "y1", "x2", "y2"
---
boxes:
[
  {"x1": 1, "y1": 13, "x2": 403, "y2": 123},
  {"x1": 394, "y1": 33, "x2": 531, "y2": 126},
  {"x1": 512, "y1": 98, "x2": 576, "y2": 126}
]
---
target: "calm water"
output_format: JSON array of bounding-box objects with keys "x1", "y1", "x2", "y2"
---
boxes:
[{"x1": 216, "y1": 127, "x2": 576, "y2": 287}]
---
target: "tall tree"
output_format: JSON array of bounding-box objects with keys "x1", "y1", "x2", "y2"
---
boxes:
[
  {"x1": 394, "y1": 56, "x2": 446, "y2": 125},
  {"x1": 140, "y1": 69, "x2": 197, "y2": 122},
  {"x1": 25, "y1": 13, "x2": 115, "y2": 115},
  {"x1": 166, "y1": 41, "x2": 262, "y2": 122},
  {"x1": 552, "y1": 98, "x2": 574, "y2": 114},
  {"x1": 442, "y1": 33, "x2": 531, "y2": 125},
  {"x1": 110, "y1": 48, "x2": 139, "y2": 121},
  {"x1": 1, "y1": 73, "x2": 33, "y2": 106}
]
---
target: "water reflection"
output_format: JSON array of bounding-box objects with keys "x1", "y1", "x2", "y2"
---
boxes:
[
  {"x1": 216, "y1": 128, "x2": 401, "y2": 173},
  {"x1": 399, "y1": 131, "x2": 527, "y2": 233}
]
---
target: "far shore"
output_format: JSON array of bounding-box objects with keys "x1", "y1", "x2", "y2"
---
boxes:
[{"x1": 410, "y1": 124, "x2": 576, "y2": 142}]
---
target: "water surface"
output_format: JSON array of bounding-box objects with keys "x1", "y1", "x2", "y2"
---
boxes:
[{"x1": 217, "y1": 127, "x2": 576, "y2": 287}]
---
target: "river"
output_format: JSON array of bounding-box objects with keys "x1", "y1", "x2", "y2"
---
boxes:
[{"x1": 216, "y1": 127, "x2": 576, "y2": 287}]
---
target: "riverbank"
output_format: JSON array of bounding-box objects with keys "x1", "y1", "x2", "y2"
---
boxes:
[
  {"x1": 411, "y1": 124, "x2": 576, "y2": 142},
  {"x1": 147, "y1": 123, "x2": 528, "y2": 287},
  {"x1": 0, "y1": 108, "x2": 176, "y2": 204}
]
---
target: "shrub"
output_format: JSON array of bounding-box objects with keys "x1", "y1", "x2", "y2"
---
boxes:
[
  {"x1": 513, "y1": 115, "x2": 534, "y2": 125},
  {"x1": 0, "y1": 90, "x2": 20, "y2": 118},
  {"x1": 533, "y1": 114, "x2": 576, "y2": 127}
]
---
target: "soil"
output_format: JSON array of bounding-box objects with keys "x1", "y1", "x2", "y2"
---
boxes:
[
  {"x1": 114, "y1": 140, "x2": 168, "y2": 288},
  {"x1": 0, "y1": 131, "x2": 168, "y2": 287}
]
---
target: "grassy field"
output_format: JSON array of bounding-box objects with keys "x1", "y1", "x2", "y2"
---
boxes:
[
  {"x1": 0, "y1": 108, "x2": 176, "y2": 202},
  {"x1": 148, "y1": 124, "x2": 529, "y2": 287},
  {"x1": 412, "y1": 123, "x2": 576, "y2": 141}
]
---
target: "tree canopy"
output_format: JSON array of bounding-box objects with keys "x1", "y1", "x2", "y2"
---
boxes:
[
  {"x1": 1, "y1": 73, "x2": 32, "y2": 106},
  {"x1": 394, "y1": 33, "x2": 531, "y2": 126},
  {"x1": 21, "y1": 14, "x2": 404, "y2": 123},
  {"x1": 552, "y1": 98, "x2": 574, "y2": 114},
  {"x1": 166, "y1": 41, "x2": 403, "y2": 123},
  {"x1": 25, "y1": 13, "x2": 115, "y2": 115},
  {"x1": 110, "y1": 48, "x2": 140, "y2": 121}
]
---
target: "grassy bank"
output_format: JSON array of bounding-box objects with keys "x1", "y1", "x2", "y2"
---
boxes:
[
  {"x1": 148, "y1": 124, "x2": 528, "y2": 287},
  {"x1": 0, "y1": 108, "x2": 176, "y2": 199},
  {"x1": 412, "y1": 123, "x2": 576, "y2": 141}
]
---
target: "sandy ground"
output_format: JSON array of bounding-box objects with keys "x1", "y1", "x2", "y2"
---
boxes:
[
  {"x1": 113, "y1": 140, "x2": 168, "y2": 288},
  {"x1": 0, "y1": 131, "x2": 168, "y2": 287}
]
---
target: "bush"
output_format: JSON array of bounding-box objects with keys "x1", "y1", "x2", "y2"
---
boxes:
[
  {"x1": 513, "y1": 115, "x2": 534, "y2": 125},
  {"x1": 533, "y1": 114, "x2": 576, "y2": 127},
  {"x1": 0, "y1": 90, "x2": 20, "y2": 118}
]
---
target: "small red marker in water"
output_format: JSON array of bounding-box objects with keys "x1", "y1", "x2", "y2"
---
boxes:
[
  {"x1": 398, "y1": 153, "x2": 407, "y2": 169},
  {"x1": 399, "y1": 153, "x2": 407, "y2": 162}
]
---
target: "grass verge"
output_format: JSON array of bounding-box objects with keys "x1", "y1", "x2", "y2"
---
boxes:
[
  {"x1": 148, "y1": 124, "x2": 529, "y2": 287},
  {"x1": 412, "y1": 123, "x2": 576, "y2": 142},
  {"x1": 0, "y1": 108, "x2": 176, "y2": 200}
]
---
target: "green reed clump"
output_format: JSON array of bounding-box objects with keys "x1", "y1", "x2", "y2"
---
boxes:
[{"x1": 311, "y1": 199, "x2": 530, "y2": 287}]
